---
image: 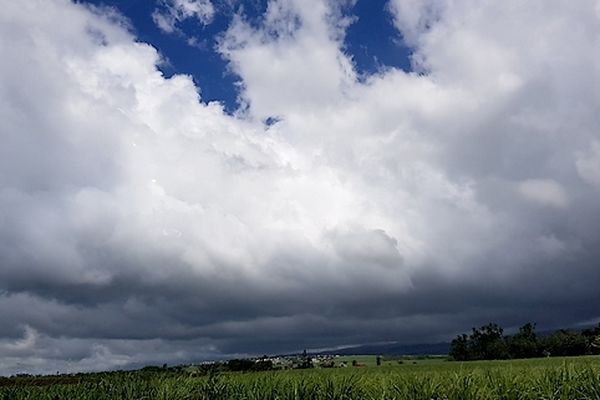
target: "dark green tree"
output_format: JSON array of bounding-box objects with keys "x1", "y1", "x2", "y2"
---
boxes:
[
  {"x1": 470, "y1": 323, "x2": 510, "y2": 360},
  {"x1": 540, "y1": 330, "x2": 589, "y2": 357},
  {"x1": 450, "y1": 334, "x2": 471, "y2": 361},
  {"x1": 507, "y1": 322, "x2": 540, "y2": 359},
  {"x1": 591, "y1": 335, "x2": 600, "y2": 354},
  {"x1": 450, "y1": 322, "x2": 595, "y2": 361},
  {"x1": 227, "y1": 359, "x2": 255, "y2": 371},
  {"x1": 297, "y1": 349, "x2": 313, "y2": 369},
  {"x1": 582, "y1": 323, "x2": 600, "y2": 355}
]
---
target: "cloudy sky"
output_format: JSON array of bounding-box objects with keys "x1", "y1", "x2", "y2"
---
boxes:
[{"x1": 1, "y1": 0, "x2": 600, "y2": 375}]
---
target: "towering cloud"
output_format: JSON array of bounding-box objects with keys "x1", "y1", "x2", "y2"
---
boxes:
[{"x1": 1, "y1": 0, "x2": 600, "y2": 375}]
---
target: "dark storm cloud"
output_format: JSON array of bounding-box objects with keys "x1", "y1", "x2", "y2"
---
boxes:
[{"x1": 1, "y1": 0, "x2": 600, "y2": 375}]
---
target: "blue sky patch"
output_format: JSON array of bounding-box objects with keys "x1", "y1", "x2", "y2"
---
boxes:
[{"x1": 79, "y1": 0, "x2": 411, "y2": 113}]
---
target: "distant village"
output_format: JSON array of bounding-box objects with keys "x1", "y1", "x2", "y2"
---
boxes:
[{"x1": 189, "y1": 351, "x2": 382, "y2": 374}]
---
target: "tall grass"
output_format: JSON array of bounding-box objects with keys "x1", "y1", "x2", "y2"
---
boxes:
[{"x1": 2, "y1": 356, "x2": 600, "y2": 399}]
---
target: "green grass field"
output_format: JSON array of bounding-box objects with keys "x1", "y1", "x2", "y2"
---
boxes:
[
  {"x1": 334, "y1": 354, "x2": 448, "y2": 367},
  {"x1": 2, "y1": 355, "x2": 600, "y2": 399}
]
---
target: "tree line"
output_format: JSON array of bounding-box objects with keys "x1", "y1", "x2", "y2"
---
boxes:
[{"x1": 450, "y1": 322, "x2": 600, "y2": 361}]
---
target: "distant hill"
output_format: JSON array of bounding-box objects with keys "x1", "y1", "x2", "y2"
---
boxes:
[{"x1": 315, "y1": 342, "x2": 451, "y2": 356}]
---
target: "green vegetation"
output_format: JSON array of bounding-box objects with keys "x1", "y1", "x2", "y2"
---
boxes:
[
  {"x1": 450, "y1": 322, "x2": 600, "y2": 361},
  {"x1": 2, "y1": 355, "x2": 600, "y2": 399},
  {"x1": 333, "y1": 354, "x2": 446, "y2": 367}
]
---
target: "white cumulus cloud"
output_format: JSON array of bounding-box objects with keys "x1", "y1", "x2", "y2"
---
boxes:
[
  {"x1": 1, "y1": 0, "x2": 600, "y2": 374},
  {"x1": 153, "y1": 0, "x2": 215, "y2": 34}
]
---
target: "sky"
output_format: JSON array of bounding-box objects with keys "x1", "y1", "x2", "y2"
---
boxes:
[{"x1": 1, "y1": 0, "x2": 600, "y2": 375}]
